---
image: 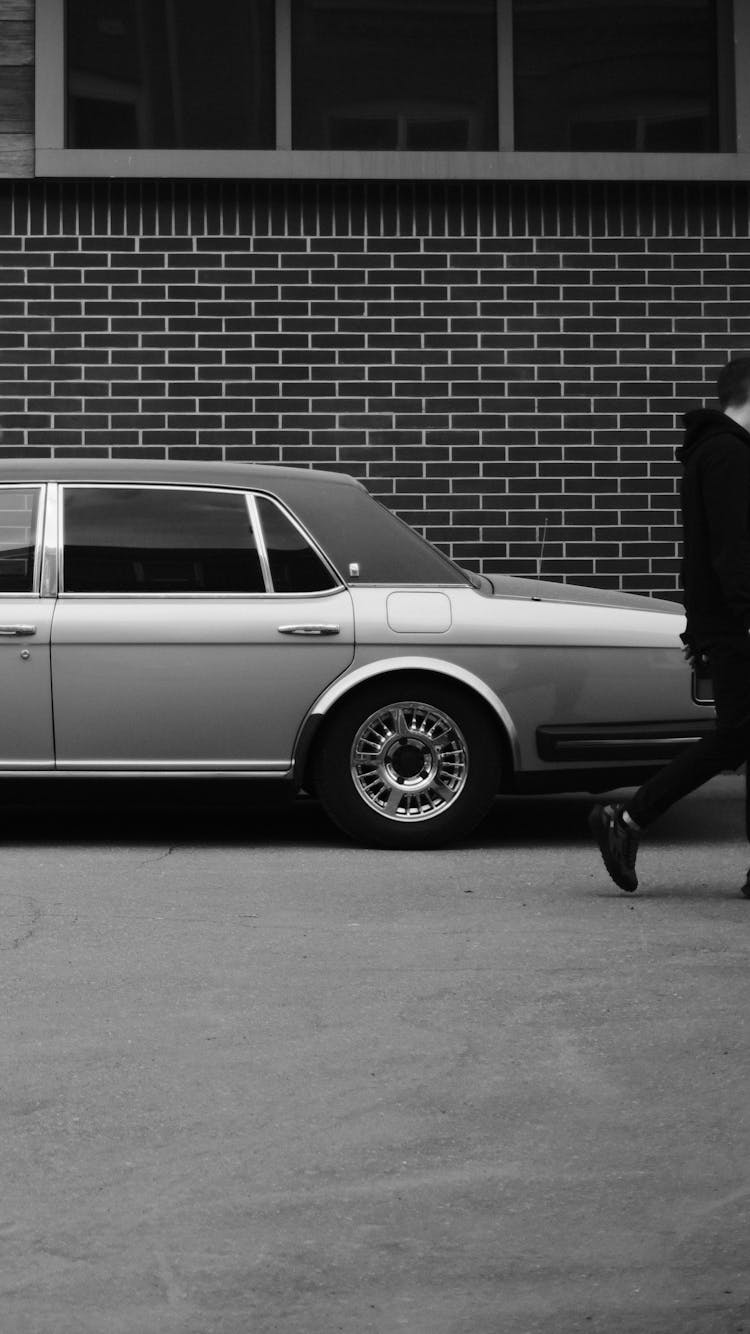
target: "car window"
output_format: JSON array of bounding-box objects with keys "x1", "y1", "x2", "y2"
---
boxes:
[
  {"x1": 0, "y1": 486, "x2": 42, "y2": 593},
  {"x1": 255, "y1": 494, "x2": 338, "y2": 593},
  {"x1": 62, "y1": 486, "x2": 265, "y2": 593}
]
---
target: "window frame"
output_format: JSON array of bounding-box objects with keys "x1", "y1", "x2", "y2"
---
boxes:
[
  {"x1": 36, "y1": 0, "x2": 745, "y2": 180},
  {"x1": 251, "y1": 490, "x2": 343, "y2": 595},
  {"x1": 0, "y1": 484, "x2": 45, "y2": 598},
  {"x1": 59, "y1": 483, "x2": 270, "y2": 598},
  {"x1": 56, "y1": 483, "x2": 345, "y2": 598},
  {"x1": 512, "y1": 0, "x2": 735, "y2": 158}
]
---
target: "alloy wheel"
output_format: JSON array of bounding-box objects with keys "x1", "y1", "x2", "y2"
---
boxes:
[{"x1": 349, "y1": 699, "x2": 469, "y2": 822}]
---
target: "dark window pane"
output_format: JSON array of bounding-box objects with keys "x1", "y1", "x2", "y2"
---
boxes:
[
  {"x1": 66, "y1": 0, "x2": 275, "y2": 148},
  {"x1": 0, "y1": 488, "x2": 40, "y2": 593},
  {"x1": 292, "y1": 0, "x2": 498, "y2": 150},
  {"x1": 514, "y1": 0, "x2": 720, "y2": 153},
  {"x1": 256, "y1": 496, "x2": 337, "y2": 593},
  {"x1": 63, "y1": 488, "x2": 265, "y2": 593}
]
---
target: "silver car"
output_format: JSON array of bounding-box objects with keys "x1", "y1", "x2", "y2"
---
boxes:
[{"x1": 0, "y1": 460, "x2": 713, "y2": 847}]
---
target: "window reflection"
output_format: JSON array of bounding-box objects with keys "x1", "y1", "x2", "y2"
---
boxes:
[
  {"x1": 0, "y1": 489, "x2": 39, "y2": 593},
  {"x1": 513, "y1": 0, "x2": 720, "y2": 152},
  {"x1": 66, "y1": 0, "x2": 275, "y2": 149},
  {"x1": 292, "y1": 0, "x2": 498, "y2": 150}
]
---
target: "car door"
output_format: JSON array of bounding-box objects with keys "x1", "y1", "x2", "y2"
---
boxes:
[
  {"x1": 0, "y1": 484, "x2": 54, "y2": 767},
  {"x1": 50, "y1": 484, "x2": 354, "y2": 771}
]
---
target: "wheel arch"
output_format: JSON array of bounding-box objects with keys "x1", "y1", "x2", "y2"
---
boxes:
[{"x1": 293, "y1": 656, "x2": 520, "y2": 791}]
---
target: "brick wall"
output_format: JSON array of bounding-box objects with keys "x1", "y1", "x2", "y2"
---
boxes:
[{"x1": 1, "y1": 178, "x2": 749, "y2": 599}]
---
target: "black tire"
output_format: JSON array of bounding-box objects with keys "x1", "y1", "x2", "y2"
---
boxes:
[{"x1": 312, "y1": 676, "x2": 502, "y2": 849}]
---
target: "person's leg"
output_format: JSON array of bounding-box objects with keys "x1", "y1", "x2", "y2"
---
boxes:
[
  {"x1": 626, "y1": 723, "x2": 749, "y2": 830},
  {"x1": 591, "y1": 638, "x2": 750, "y2": 891},
  {"x1": 737, "y1": 759, "x2": 750, "y2": 897}
]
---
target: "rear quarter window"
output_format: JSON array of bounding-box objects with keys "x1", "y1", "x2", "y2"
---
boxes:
[{"x1": 255, "y1": 494, "x2": 337, "y2": 593}]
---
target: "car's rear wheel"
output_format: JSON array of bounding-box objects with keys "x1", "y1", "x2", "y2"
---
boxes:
[{"x1": 313, "y1": 677, "x2": 501, "y2": 848}]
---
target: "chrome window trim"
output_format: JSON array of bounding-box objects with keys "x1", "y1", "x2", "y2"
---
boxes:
[
  {"x1": 251, "y1": 490, "x2": 345, "y2": 594},
  {"x1": 246, "y1": 494, "x2": 273, "y2": 594},
  {"x1": 40, "y1": 481, "x2": 58, "y2": 597},
  {"x1": 0, "y1": 483, "x2": 46, "y2": 598},
  {"x1": 55, "y1": 589, "x2": 344, "y2": 601},
  {"x1": 57, "y1": 481, "x2": 346, "y2": 598},
  {"x1": 31, "y1": 486, "x2": 45, "y2": 593},
  {"x1": 59, "y1": 481, "x2": 267, "y2": 597},
  {"x1": 349, "y1": 582, "x2": 466, "y2": 589}
]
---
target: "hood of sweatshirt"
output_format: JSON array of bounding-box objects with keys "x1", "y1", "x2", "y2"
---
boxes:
[{"x1": 678, "y1": 407, "x2": 750, "y2": 462}]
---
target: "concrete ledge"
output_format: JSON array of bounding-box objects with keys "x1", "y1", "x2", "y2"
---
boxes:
[{"x1": 0, "y1": 132, "x2": 33, "y2": 178}]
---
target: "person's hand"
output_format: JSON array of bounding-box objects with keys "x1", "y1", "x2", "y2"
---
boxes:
[
  {"x1": 680, "y1": 633, "x2": 697, "y2": 667},
  {"x1": 680, "y1": 635, "x2": 709, "y2": 671},
  {"x1": 684, "y1": 646, "x2": 711, "y2": 674}
]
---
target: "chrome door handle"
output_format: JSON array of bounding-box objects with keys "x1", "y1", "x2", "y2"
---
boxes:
[
  {"x1": 0, "y1": 624, "x2": 36, "y2": 636},
  {"x1": 277, "y1": 624, "x2": 340, "y2": 636}
]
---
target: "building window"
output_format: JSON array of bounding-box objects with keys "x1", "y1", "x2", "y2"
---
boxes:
[
  {"x1": 291, "y1": 0, "x2": 498, "y2": 151},
  {"x1": 514, "y1": 0, "x2": 722, "y2": 152},
  {"x1": 66, "y1": 0, "x2": 276, "y2": 148},
  {"x1": 37, "y1": 0, "x2": 740, "y2": 177}
]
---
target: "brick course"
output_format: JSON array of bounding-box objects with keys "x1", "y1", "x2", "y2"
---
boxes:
[{"x1": 1, "y1": 178, "x2": 749, "y2": 598}]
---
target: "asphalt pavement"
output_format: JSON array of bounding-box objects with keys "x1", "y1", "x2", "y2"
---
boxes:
[{"x1": 1, "y1": 776, "x2": 749, "y2": 1334}]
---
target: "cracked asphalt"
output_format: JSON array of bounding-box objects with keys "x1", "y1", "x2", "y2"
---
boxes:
[{"x1": 1, "y1": 775, "x2": 749, "y2": 1334}]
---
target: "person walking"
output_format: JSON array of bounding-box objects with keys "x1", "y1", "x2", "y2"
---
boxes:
[{"x1": 589, "y1": 355, "x2": 750, "y2": 896}]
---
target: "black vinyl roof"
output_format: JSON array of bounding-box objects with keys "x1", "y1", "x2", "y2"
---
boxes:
[
  {"x1": 0, "y1": 459, "x2": 467, "y2": 586},
  {"x1": 0, "y1": 457, "x2": 358, "y2": 491}
]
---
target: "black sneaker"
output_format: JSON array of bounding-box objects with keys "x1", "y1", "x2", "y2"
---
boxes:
[
  {"x1": 588, "y1": 802, "x2": 639, "y2": 893},
  {"x1": 741, "y1": 871, "x2": 750, "y2": 899}
]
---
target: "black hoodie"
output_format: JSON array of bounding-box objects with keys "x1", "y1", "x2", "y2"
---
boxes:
[{"x1": 678, "y1": 407, "x2": 750, "y2": 641}]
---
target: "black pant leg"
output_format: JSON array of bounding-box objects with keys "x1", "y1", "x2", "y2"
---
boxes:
[
  {"x1": 627, "y1": 725, "x2": 749, "y2": 828},
  {"x1": 626, "y1": 637, "x2": 750, "y2": 831}
]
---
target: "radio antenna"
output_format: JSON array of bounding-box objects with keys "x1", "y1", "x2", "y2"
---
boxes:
[{"x1": 536, "y1": 518, "x2": 548, "y2": 581}]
